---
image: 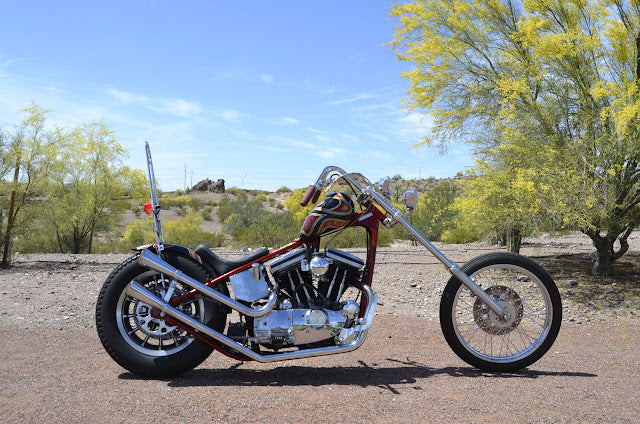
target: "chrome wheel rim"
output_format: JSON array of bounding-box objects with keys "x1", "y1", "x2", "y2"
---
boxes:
[
  {"x1": 452, "y1": 264, "x2": 553, "y2": 364},
  {"x1": 116, "y1": 273, "x2": 204, "y2": 356}
]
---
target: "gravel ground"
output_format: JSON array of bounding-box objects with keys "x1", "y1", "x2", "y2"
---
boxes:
[{"x1": 1, "y1": 232, "x2": 639, "y2": 423}]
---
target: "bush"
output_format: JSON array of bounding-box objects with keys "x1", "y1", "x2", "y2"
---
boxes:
[
  {"x1": 121, "y1": 213, "x2": 224, "y2": 249},
  {"x1": 159, "y1": 195, "x2": 192, "y2": 208},
  {"x1": 232, "y1": 210, "x2": 300, "y2": 248},
  {"x1": 440, "y1": 224, "x2": 485, "y2": 244},
  {"x1": 276, "y1": 186, "x2": 292, "y2": 193}
]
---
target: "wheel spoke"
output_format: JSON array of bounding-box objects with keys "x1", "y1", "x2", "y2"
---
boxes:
[{"x1": 451, "y1": 261, "x2": 556, "y2": 363}]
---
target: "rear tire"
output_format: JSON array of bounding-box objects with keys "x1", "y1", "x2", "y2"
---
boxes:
[
  {"x1": 440, "y1": 252, "x2": 562, "y2": 372},
  {"x1": 96, "y1": 253, "x2": 226, "y2": 378}
]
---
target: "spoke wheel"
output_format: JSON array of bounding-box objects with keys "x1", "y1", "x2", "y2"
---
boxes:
[{"x1": 440, "y1": 253, "x2": 562, "y2": 372}]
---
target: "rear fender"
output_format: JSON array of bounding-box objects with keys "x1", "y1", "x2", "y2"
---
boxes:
[{"x1": 132, "y1": 243, "x2": 230, "y2": 302}]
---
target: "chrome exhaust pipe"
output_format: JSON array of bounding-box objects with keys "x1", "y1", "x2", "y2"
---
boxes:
[
  {"x1": 125, "y1": 281, "x2": 370, "y2": 363},
  {"x1": 138, "y1": 249, "x2": 277, "y2": 318}
]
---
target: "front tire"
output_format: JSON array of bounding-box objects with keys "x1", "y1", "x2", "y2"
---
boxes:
[
  {"x1": 96, "y1": 253, "x2": 226, "y2": 378},
  {"x1": 440, "y1": 252, "x2": 562, "y2": 372}
]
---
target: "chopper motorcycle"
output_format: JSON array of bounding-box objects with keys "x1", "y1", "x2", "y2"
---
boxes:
[{"x1": 96, "y1": 143, "x2": 562, "y2": 377}]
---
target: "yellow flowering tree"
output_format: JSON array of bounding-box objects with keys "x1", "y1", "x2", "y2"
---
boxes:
[
  {"x1": 389, "y1": 0, "x2": 640, "y2": 275},
  {"x1": 45, "y1": 122, "x2": 147, "y2": 253}
]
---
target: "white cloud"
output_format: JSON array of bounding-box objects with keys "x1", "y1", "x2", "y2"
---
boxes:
[
  {"x1": 107, "y1": 88, "x2": 201, "y2": 118},
  {"x1": 280, "y1": 116, "x2": 299, "y2": 125},
  {"x1": 269, "y1": 136, "x2": 315, "y2": 150},
  {"x1": 366, "y1": 132, "x2": 389, "y2": 143},
  {"x1": 217, "y1": 109, "x2": 243, "y2": 122},
  {"x1": 107, "y1": 88, "x2": 148, "y2": 104},
  {"x1": 47, "y1": 85, "x2": 66, "y2": 94},
  {"x1": 158, "y1": 98, "x2": 202, "y2": 117},
  {"x1": 340, "y1": 133, "x2": 359, "y2": 144},
  {"x1": 260, "y1": 73, "x2": 275, "y2": 85},
  {"x1": 330, "y1": 93, "x2": 376, "y2": 105}
]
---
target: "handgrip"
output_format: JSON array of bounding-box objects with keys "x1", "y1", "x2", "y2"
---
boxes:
[
  {"x1": 311, "y1": 188, "x2": 321, "y2": 204},
  {"x1": 301, "y1": 185, "x2": 318, "y2": 206}
]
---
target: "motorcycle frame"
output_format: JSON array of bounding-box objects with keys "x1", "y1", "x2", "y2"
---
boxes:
[
  {"x1": 132, "y1": 148, "x2": 507, "y2": 362},
  {"x1": 308, "y1": 166, "x2": 508, "y2": 319}
]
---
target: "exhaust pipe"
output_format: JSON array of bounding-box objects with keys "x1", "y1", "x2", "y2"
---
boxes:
[
  {"x1": 138, "y1": 249, "x2": 277, "y2": 318},
  {"x1": 125, "y1": 281, "x2": 370, "y2": 363}
]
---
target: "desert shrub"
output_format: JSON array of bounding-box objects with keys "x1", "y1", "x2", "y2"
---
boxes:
[
  {"x1": 440, "y1": 224, "x2": 485, "y2": 244},
  {"x1": 201, "y1": 207, "x2": 214, "y2": 221},
  {"x1": 190, "y1": 198, "x2": 204, "y2": 210},
  {"x1": 225, "y1": 188, "x2": 244, "y2": 196},
  {"x1": 218, "y1": 194, "x2": 300, "y2": 247},
  {"x1": 159, "y1": 195, "x2": 192, "y2": 208},
  {"x1": 176, "y1": 206, "x2": 188, "y2": 216},
  {"x1": 121, "y1": 213, "x2": 224, "y2": 249},
  {"x1": 276, "y1": 186, "x2": 292, "y2": 193},
  {"x1": 232, "y1": 210, "x2": 300, "y2": 248}
]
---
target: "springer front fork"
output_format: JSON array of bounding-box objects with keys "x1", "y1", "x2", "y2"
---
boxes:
[{"x1": 364, "y1": 186, "x2": 510, "y2": 321}]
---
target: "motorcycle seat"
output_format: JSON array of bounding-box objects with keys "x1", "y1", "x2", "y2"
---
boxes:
[{"x1": 195, "y1": 244, "x2": 269, "y2": 276}]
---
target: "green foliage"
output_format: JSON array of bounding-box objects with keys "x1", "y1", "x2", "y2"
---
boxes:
[
  {"x1": 0, "y1": 104, "x2": 148, "y2": 258},
  {"x1": 121, "y1": 213, "x2": 224, "y2": 249},
  {"x1": 389, "y1": 0, "x2": 640, "y2": 273},
  {"x1": 276, "y1": 186, "x2": 292, "y2": 193},
  {"x1": 232, "y1": 210, "x2": 299, "y2": 248},
  {"x1": 283, "y1": 188, "x2": 325, "y2": 222},
  {"x1": 411, "y1": 180, "x2": 460, "y2": 241},
  {"x1": 440, "y1": 224, "x2": 485, "y2": 245},
  {"x1": 44, "y1": 122, "x2": 146, "y2": 253},
  {"x1": 159, "y1": 195, "x2": 192, "y2": 208},
  {"x1": 218, "y1": 193, "x2": 300, "y2": 248},
  {"x1": 0, "y1": 103, "x2": 59, "y2": 264},
  {"x1": 201, "y1": 207, "x2": 214, "y2": 221}
]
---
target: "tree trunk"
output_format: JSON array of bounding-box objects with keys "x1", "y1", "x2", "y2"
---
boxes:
[
  {"x1": 592, "y1": 254, "x2": 613, "y2": 277},
  {"x1": 585, "y1": 227, "x2": 631, "y2": 277},
  {"x1": 505, "y1": 225, "x2": 522, "y2": 253},
  {"x1": 1, "y1": 158, "x2": 21, "y2": 267}
]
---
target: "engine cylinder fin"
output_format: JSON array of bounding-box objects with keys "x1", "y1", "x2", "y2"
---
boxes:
[
  {"x1": 326, "y1": 268, "x2": 339, "y2": 299},
  {"x1": 336, "y1": 270, "x2": 347, "y2": 301},
  {"x1": 287, "y1": 272, "x2": 302, "y2": 306},
  {"x1": 296, "y1": 268, "x2": 313, "y2": 303}
]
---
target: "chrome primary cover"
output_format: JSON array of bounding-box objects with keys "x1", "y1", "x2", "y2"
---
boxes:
[{"x1": 253, "y1": 308, "x2": 346, "y2": 346}]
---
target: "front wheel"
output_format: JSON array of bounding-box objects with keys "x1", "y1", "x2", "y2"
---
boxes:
[{"x1": 440, "y1": 252, "x2": 562, "y2": 372}]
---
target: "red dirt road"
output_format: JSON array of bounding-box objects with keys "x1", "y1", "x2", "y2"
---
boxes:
[{"x1": 2, "y1": 314, "x2": 638, "y2": 423}]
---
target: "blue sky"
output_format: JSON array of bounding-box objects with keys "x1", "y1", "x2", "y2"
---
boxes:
[{"x1": 0, "y1": 0, "x2": 473, "y2": 191}]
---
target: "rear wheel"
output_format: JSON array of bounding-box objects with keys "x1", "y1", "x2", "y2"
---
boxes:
[
  {"x1": 440, "y1": 252, "x2": 562, "y2": 372},
  {"x1": 96, "y1": 253, "x2": 226, "y2": 377}
]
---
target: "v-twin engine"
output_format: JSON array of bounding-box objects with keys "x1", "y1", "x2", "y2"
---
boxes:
[{"x1": 250, "y1": 248, "x2": 365, "y2": 348}]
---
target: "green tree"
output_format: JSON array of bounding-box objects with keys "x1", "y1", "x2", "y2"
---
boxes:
[
  {"x1": 45, "y1": 122, "x2": 147, "y2": 253},
  {"x1": 0, "y1": 104, "x2": 59, "y2": 265},
  {"x1": 389, "y1": 0, "x2": 640, "y2": 275},
  {"x1": 411, "y1": 179, "x2": 461, "y2": 241}
]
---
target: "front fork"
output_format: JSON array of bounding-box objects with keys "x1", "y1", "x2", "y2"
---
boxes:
[{"x1": 364, "y1": 187, "x2": 510, "y2": 321}]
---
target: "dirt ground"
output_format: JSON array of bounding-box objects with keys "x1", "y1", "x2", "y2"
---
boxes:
[{"x1": 1, "y1": 232, "x2": 639, "y2": 423}]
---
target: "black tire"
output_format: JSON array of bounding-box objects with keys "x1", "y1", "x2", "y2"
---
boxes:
[
  {"x1": 96, "y1": 253, "x2": 226, "y2": 378},
  {"x1": 439, "y1": 252, "x2": 562, "y2": 372}
]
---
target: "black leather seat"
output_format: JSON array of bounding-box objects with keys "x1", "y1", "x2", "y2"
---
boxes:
[{"x1": 195, "y1": 244, "x2": 269, "y2": 276}]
